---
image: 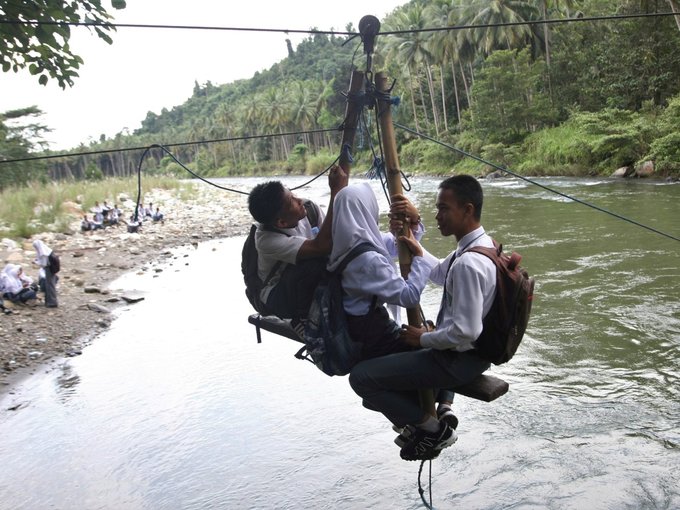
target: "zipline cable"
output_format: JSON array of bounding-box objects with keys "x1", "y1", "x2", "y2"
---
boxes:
[
  {"x1": 0, "y1": 127, "x2": 339, "y2": 166},
  {"x1": 394, "y1": 123, "x2": 680, "y2": 244},
  {"x1": 380, "y1": 11, "x2": 680, "y2": 35},
  {"x1": 134, "y1": 143, "x2": 340, "y2": 196},
  {"x1": 2, "y1": 11, "x2": 678, "y2": 36}
]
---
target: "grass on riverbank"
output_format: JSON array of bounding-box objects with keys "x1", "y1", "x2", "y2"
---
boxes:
[{"x1": 0, "y1": 176, "x2": 197, "y2": 240}]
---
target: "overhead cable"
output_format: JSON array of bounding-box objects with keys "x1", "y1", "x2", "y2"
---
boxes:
[
  {"x1": 1, "y1": 11, "x2": 678, "y2": 37},
  {"x1": 0, "y1": 127, "x2": 339, "y2": 166}
]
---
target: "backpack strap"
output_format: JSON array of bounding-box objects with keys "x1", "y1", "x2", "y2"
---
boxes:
[
  {"x1": 334, "y1": 242, "x2": 379, "y2": 309},
  {"x1": 303, "y1": 200, "x2": 321, "y2": 229},
  {"x1": 334, "y1": 242, "x2": 377, "y2": 274}
]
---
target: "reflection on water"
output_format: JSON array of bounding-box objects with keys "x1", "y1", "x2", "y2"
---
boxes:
[
  {"x1": 0, "y1": 177, "x2": 679, "y2": 509},
  {"x1": 55, "y1": 364, "x2": 81, "y2": 400}
]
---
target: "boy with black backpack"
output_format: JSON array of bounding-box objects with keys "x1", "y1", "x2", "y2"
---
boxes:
[{"x1": 244, "y1": 165, "x2": 347, "y2": 324}]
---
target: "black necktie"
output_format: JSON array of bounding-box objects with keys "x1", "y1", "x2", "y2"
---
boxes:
[{"x1": 435, "y1": 251, "x2": 458, "y2": 327}]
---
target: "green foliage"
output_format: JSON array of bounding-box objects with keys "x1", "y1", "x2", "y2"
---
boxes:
[
  {"x1": 400, "y1": 137, "x2": 461, "y2": 174},
  {"x1": 84, "y1": 162, "x2": 104, "y2": 180},
  {"x1": 480, "y1": 143, "x2": 521, "y2": 174},
  {"x1": 647, "y1": 133, "x2": 680, "y2": 173},
  {"x1": 287, "y1": 144, "x2": 308, "y2": 173},
  {"x1": 550, "y1": 1, "x2": 680, "y2": 111},
  {"x1": 519, "y1": 107, "x2": 661, "y2": 175},
  {"x1": 0, "y1": 1, "x2": 126, "y2": 88},
  {"x1": 0, "y1": 107, "x2": 49, "y2": 189},
  {"x1": 305, "y1": 149, "x2": 337, "y2": 175},
  {"x1": 643, "y1": 92, "x2": 680, "y2": 173},
  {"x1": 470, "y1": 49, "x2": 557, "y2": 144}
]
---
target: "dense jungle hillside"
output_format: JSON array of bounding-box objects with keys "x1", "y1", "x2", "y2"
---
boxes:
[{"x1": 3, "y1": 0, "x2": 680, "y2": 189}]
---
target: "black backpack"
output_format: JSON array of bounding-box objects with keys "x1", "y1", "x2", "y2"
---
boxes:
[
  {"x1": 295, "y1": 242, "x2": 377, "y2": 376},
  {"x1": 48, "y1": 251, "x2": 61, "y2": 274},
  {"x1": 466, "y1": 241, "x2": 535, "y2": 365},
  {"x1": 241, "y1": 200, "x2": 320, "y2": 316}
]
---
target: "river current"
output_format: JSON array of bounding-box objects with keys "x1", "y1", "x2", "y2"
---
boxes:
[{"x1": 1, "y1": 176, "x2": 678, "y2": 509}]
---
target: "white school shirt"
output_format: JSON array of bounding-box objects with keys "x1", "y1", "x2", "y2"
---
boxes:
[
  {"x1": 340, "y1": 231, "x2": 436, "y2": 316},
  {"x1": 254, "y1": 206, "x2": 325, "y2": 302},
  {"x1": 420, "y1": 226, "x2": 497, "y2": 352}
]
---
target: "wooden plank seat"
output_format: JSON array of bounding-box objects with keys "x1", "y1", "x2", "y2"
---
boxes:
[{"x1": 247, "y1": 314, "x2": 509, "y2": 402}]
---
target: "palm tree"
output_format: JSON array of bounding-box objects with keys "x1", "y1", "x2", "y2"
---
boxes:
[
  {"x1": 382, "y1": 6, "x2": 436, "y2": 134},
  {"x1": 458, "y1": 0, "x2": 538, "y2": 56},
  {"x1": 395, "y1": 4, "x2": 442, "y2": 135},
  {"x1": 424, "y1": 0, "x2": 477, "y2": 129},
  {"x1": 667, "y1": 0, "x2": 680, "y2": 31},
  {"x1": 535, "y1": 0, "x2": 575, "y2": 66},
  {"x1": 290, "y1": 80, "x2": 317, "y2": 149},
  {"x1": 215, "y1": 103, "x2": 239, "y2": 168},
  {"x1": 260, "y1": 87, "x2": 292, "y2": 161},
  {"x1": 312, "y1": 78, "x2": 336, "y2": 151}
]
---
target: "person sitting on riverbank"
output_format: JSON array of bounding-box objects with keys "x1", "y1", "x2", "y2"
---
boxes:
[
  {"x1": 93, "y1": 209, "x2": 105, "y2": 226},
  {"x1": 152, "y1": 206, "x2": 164, "y2": 222},
  {"x1": 105, "y1": 206, "x2": 120, "y2": 226},
  {"x1": 247, "y1": 165, "x2": 347, "y2": 322},
  {"x1": 81, "y1": 215, "x2": 94, "y2": 232},
  {"x1": 133, "y1": 205, "x2": 145, "y2": 224},
  {"x1": 1, "y1": 264, "x2": 38, "y2": 305},
  {"x1": 125, "y1": 214, "x2": 141, "y2": 233},
  {"x1": 91, "y1": 213, "x2": 104, "y2": 230}
]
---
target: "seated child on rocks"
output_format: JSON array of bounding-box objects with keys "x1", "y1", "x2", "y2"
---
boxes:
[{"x1": 1, "y1": 264, "x2": 38, "y2": 304}]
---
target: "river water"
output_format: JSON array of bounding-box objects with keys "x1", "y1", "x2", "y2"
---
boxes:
[{"x1": 1, "y1": 176, "x2": 678, "y2": 510}]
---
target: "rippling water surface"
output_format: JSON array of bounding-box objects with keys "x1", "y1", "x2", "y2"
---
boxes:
[{"x1": 1, "y1": 177, "x2": 678, "y2": 509}]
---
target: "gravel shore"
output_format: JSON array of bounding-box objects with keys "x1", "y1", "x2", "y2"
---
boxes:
[{"x1": 0, "y1": 183, "x2": 252, "y2": 396}]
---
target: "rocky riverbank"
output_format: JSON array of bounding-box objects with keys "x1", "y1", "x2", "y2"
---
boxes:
[{"x1": 0, "y1": 183, "x2": 252, "y2": 395}]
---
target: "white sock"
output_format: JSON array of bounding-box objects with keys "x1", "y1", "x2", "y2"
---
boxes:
[
  {"x1": 437, "y1": 403, "x2": 452, "y2": 416},
  {"x1": 417, "y1": 415, "x2": 440, "y2": 433}
]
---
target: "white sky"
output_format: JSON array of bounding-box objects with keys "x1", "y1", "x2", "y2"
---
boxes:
[{"x1": 1, "y1": 0, "x2": 405, "y2": 150}]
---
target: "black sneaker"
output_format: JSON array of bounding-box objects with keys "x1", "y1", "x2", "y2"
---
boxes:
[
  {"x1": 399, "y1": 422, "x2": 457, "y2": 461},
  {"x1": 394, "y1": 425, "x2": 415, "y2": 448}
]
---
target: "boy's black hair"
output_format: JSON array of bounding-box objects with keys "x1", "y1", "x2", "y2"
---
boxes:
[
  {"x1": 439, "y1": 175, "x2": 484, "y2": 221},
  {"x1": 248, "y1": 181, "x2": 286, "y2": 226}
]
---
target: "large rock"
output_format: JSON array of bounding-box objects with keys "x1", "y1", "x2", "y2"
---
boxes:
[
  {"x1": 611, "y1": 166, "x2": 634, "y2": 178},
  {"x1": 5, "y1": 251, "x2": 24, "y2": 263},
  {"x1": 1, "y1": 238, "x2": 18, "y2": 250},
  {"x1": 62, "y1": 201, "x2": 82, "y2": 215},
  {"x1": 634, "y1": 160, "x2": 655, "y2": 178}
]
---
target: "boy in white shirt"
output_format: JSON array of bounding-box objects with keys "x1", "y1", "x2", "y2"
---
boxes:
[
  {"x1": 247, "y1": 165, "x2": 347, "y2": 320},
  {"x1": 349, "y1": 175, "x2": 497, "y2": 462}
]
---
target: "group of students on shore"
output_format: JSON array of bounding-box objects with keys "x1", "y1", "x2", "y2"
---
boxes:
[
  {"x1": 247, "y1": 167, "x2": 497, "y2": 461},
  {"x1": 81, "y1": 201, "x2": 164, "y2": 233},
  {"x1": 0, "y1": 240, "x2": 58, "y2": 313}
]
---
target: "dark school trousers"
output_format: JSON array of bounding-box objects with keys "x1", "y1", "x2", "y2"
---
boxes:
[
  {"x1": 265, "y1": 257, "x2": 326, "y2": 319},
  {"x1": 349, "y1": 348, "x2": 490, "y2": 428},
  {"x1": 44, "y1": 267, "x2": 58, "y2": 307}
]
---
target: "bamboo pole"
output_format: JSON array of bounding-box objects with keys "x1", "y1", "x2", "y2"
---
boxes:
[
  {"x1": 338, "y1": 70, "x2": 365, "y2": 175},
  {"x1": 375, "y1": 71, "x2": 436, "y2": 417},
  {"x1": 375, "y1": 72, "x2": 420, "y2": 326}
]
